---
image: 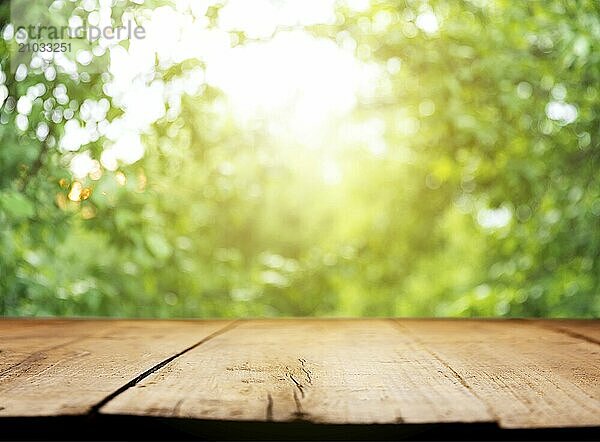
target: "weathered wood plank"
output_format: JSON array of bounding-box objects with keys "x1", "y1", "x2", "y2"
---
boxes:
[
  {"x1": 2, "y1": 318, "x2": 598, "y2": 431},
  {"x1": 395, "y1": 319, "x2": 600, "y2": 428},
  {"x1": 0, "y1": 319, "x2": 234, "y2": 416},
  {"x1": 101, "y1": 319, "x2": 493, "y2": 425}
]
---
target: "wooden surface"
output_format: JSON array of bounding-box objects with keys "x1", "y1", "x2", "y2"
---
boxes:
[
  {"x1": 1, "y1": 318, "x2": 598, "y2": 434},
  {"x1": 0, "y1": 319, "x2": 233, "y2": 416}
]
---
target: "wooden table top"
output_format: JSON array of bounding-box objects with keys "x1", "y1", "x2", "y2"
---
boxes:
[{"x1": 1, "y1": 318, "x2": 598, "y2": 439}]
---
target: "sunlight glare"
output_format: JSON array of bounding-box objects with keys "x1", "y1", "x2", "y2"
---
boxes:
[
  {"x1": 205, "y1": 30, "x2": 364, "y2": 148},
  {"x1": 93, "y1": 0, "x2": 375, "y2": 179}
]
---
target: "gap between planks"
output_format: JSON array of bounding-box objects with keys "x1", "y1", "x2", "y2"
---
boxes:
[
  {"x1": 531, "y1": 320, "x2": 600, "y2": 346},
  {"x1": 388, "y1": 319, "x2": 500, "y2": 423},
  {"x1": 89, "y1": 320, "x2": 243, "y2": 415},
  {"x1": 392, "y1": 318, "x2": 600, "y2": 428},
  {"x1": 0, "y1": 319, "x2": 240, "y2": 417},
  {"x1": 100, "y1": 319, "x2": 496, "y2": 424},
  {"x1": 4, "y1": 318, "x2": 597, "y2": 429}
]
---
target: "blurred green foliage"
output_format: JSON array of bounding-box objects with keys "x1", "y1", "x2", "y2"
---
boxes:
[{"x1": 1, "y1": 0, "x2": 599, "y2": 317}]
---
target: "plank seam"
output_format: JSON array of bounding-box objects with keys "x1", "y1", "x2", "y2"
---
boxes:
[
  {"x1": 89, "y1": 320, "x2": 242, "y2": 415},
  {"x1": 389, "y1": 319, "x2": 500, "y2": 424},
  {"x1": 534, "y1": 323, "x2": 600, "y2": 346}
]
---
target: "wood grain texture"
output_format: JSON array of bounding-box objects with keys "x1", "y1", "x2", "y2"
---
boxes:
[
  {"x1": 102, "y1": 319, "x2": 493, "y2": 424},
  {"x1": 0, "y1": 319, "x2": 233, "y2": 416},
  {"x1": 395, "y1": 319, "x2": 600, "y2": 428},
  {"x1": 1, "y1": 318, "x2": 598, "y2": 430},
  {"x1": 101, "y1": 319, "x2": 599, "y2": 428}
]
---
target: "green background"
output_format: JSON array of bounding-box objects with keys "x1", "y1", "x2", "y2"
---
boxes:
[{"x1": 1, "y1": 0, "x2": 599, "y2": 318}]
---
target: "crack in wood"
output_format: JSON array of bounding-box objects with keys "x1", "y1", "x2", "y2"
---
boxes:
[
  {"x1": 286, "y1": 372, "x2": 305, "y2": 398},
  {"x1": 285, "y1": 360, "x2": 312, "y2": 420},
  {"x1": 299, "y1": 358, "x2": 312, "y2": 384}
]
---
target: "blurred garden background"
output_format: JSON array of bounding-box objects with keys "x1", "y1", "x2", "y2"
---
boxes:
[{"x1": 0, "y1": 0, "x2": 599, "y2": 318}]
